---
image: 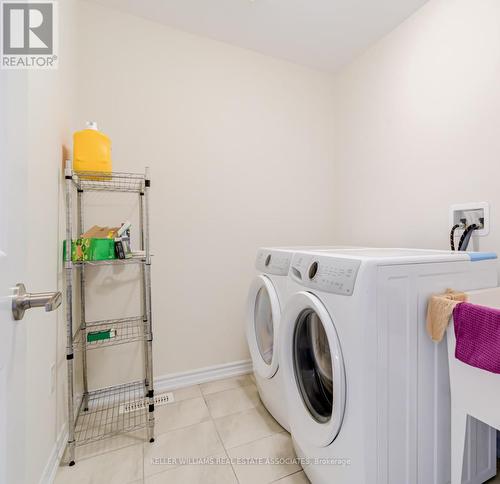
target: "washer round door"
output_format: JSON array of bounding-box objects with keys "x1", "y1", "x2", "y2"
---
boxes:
[
  {"x1": 281, "y1": 291, "x2": 346, "y2": 447},
  {"x1": 246, "y1": 275, "x2": 281, "y2": 379}
]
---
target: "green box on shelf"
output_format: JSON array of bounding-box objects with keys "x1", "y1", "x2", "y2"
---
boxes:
[
  {"x1": 87, "y1": 329, "x2": 116, "y2": 343},
  {"x1": 63, "y1": 238, "x2": 116, "y2": 262}
]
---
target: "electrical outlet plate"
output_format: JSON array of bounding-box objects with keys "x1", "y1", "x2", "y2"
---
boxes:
[{"x1": 450, "y1": 202, "x2": 490, "y2": 237}]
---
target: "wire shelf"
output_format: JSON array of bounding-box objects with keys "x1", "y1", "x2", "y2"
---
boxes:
[
  {"x1": 75, "y1": 381, "x2": 148, "y2": 446},
  {"x1": 74, "y1": 317, "x2": 146, "y2": 351},
  {"x1": 72, "y1": 171, "x2": 146, "y2": 193},
  {"x1": 64, "y1": 162, "x2": 155, "y2": 464},
  {"x1": 74, "y1": 253, "x2": 146, "y2": 267}
]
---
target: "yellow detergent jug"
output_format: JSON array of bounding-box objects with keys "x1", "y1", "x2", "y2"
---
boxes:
[{"x1": 73, "y1": 121, "x2": 112, "y2": 173}]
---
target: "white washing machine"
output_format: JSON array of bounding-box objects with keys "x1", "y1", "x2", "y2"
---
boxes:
[
  {"x1": 246, "y1": 246, "x2": 363, "y2": 431},
  {"x1": 280, "y1": 248, "x2": 498, "y2": 484}
]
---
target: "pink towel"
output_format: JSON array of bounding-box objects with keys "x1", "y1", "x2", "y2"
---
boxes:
[{"x1": 453, "y1": 302, "x2": 500, "y2": 374}]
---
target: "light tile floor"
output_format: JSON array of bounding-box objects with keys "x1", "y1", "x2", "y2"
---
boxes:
[{"x1": 55, "y1": 374, "x2": 309, "y2": 484}]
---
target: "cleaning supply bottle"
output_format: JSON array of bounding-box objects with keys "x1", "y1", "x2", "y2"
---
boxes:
[{"x1": 73, "y1": 121, "x2": 112, "y2": 173}]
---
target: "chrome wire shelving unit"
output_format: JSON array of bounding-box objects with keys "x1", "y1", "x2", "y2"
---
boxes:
[
  {"x1": 64, "y1": 162, "x2": 155, "y2": 466},
  {"x1": 73, "y1": 316, "x2": 146, "y2": 351},
  {"x1": 73, "y1": 254, "x2": 145, "y2": 266},
  {"x1": 72, "y1": 170, "x2": 147, "y2": 193},
  {"x1": 74, "y1": 381, "x2": 148, "y2": 446}
]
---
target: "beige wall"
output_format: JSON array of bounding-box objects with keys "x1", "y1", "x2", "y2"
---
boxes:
[
  {"x1": 332, "y1": 0, "x2": 500, "y2": 255},
  {"x1": 76, "y1": 1, "x2": 338, "y2": 378}
]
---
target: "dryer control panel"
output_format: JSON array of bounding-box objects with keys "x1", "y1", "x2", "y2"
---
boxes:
[
  {"x1": 290, "y1": 253, "x2": 361, "y2": 296},
  {"x1": 255, "y1": 249, "x2": 292, "y2": 276}
]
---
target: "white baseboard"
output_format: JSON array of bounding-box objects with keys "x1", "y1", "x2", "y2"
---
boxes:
[
  {"x1": 39, "y1": 423, "x2": 68, "y2": 484},
  {"x1": 155, "y1": 359, "x2": 253, "y2": 392}
]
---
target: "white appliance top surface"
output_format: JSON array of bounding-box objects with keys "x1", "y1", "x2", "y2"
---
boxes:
[
  {"x1": 302, "y1": 248, "x2": 481, "y2": 264},
  {"x1": 261, "y1": 245, "x2": 363, "y2": 254},
  {"x1": 323, "y1": 248, "x2": 461, "y2": 257},
  {"x1": 288, "y1": 248, "x2": 497, "y2": 296}
]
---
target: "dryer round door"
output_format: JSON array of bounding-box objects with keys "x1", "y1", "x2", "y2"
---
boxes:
[
  {"x1": 281, "y1": 291, "x2": 346, "y2": 448},
  {"x1": 246, "y1": 275, "x2": 281, "y2": 379}
]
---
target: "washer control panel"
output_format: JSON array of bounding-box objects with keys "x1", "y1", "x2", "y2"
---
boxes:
[
  {"x1": 256, "y1": 249, "x2": 292, "y2": 276},
  {"x1": 290, "y1": 253, "x2": 361, "y2": 296}
]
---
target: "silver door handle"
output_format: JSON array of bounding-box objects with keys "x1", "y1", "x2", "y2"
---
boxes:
[{"x1": 12, "y1": 283, "x2": 62, "y2": 321}]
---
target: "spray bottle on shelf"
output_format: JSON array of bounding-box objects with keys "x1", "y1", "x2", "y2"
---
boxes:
[{"x1": 114, "y1": 221, "x2": 132, "y2": 259}]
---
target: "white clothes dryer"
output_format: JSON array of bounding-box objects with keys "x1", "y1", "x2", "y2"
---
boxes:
[
  {"x1": 246, "y1": 246, "x2": 362, "y2": 431},
  {"x1": 280, "y1": 248, "x2": 498, "y2": 484}
]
